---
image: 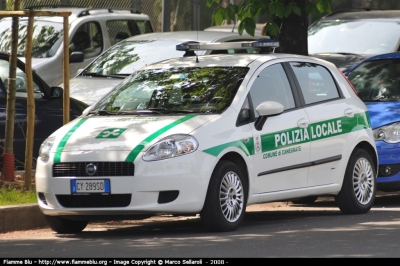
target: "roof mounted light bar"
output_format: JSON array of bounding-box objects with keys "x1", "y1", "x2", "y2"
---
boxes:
[{"x1": 176, "y1": 38, "x2": 279, "y2": 55}]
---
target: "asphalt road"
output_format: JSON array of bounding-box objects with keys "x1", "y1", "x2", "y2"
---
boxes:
[{"x1": 1, "y1": 192, "x2": 400, "y2": 258}]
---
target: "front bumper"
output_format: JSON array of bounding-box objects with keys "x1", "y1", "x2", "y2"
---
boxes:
[
  {"x1": 375, "y1": 141, "x2": 400, "y2": 191},
  {"x1": 35, "y1": 150, "x2": 215, "y2": 216}
]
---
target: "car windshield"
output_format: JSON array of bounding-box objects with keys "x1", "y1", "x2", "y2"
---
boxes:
[
  {"x1": 0, "y1": 18, "x2": 63, "y2": 58},
  {"x1": 347, "y1": 59, "x2": 400, "y2": 101},
  {"x1": 308, "y1": 21, "x2": 400, "y2": 55},
  {"x1": 91, "y1": 67, "x2": 248, "y2": 114},
  {"x1": 82, "y1": 40, "x2": 189, "y2": 76}
]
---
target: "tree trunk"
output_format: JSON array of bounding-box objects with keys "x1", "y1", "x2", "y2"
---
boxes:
[
  {"x1": 24, "y1": 10, "x2": 35, "y2": 189},
  {"x1": 275, "y1": 0, "x2": 309, "y2": 55},
  {"x1": 2, "y1": 0, "x2": 21, "y2": 181}
]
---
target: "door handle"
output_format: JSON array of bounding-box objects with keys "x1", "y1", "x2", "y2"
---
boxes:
[
  {"x1": 297, "y1": 118, "x2": 309, "y2": 128},
  {"x1": 344, "y1": 108, "x2": 354, "y2": 117}
]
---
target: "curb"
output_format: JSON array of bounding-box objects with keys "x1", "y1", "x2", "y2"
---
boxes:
[{"x1": 0, "y1": 204, "x2": 48, "y2": 232}]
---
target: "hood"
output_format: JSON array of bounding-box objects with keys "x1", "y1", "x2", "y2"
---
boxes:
[
  {"x1": 55, "y1": 114, "x2": 216, "y2": 153},
  {"x1": 310, "y1": 53, "x2": 369, "y2": 72},
  {"x1": 18, "y1": 57, "x2": 49, "y2": 69},
  {"x1": 65, "y1": 77, "x2": 124, "y2": 106},
  {"x1": 364, "y1": 101, "x2": 400, "y2": 129}
]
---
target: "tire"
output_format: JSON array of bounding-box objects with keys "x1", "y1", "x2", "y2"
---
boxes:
[
  {"x1": 201, "y1": 160, "x2": 247, "y2": 232},
  {"x1": 291, "y1": 196, "x2": 318, "y2": 204},
  {"x1": 335, "y1": 148, "x2": 376, "y2": 214},
  {"x1": 45, "y1": 216, "x2": 88, "y2": 234}
]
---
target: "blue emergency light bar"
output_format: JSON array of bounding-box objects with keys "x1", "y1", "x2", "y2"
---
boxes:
[{"x1": 176, "y1": 38, "x2": 279, "y2": 53}]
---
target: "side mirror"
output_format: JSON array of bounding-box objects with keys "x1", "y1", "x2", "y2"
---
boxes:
[
  {"x1": 50, "y1": 87, "x2": 63, "y2": 98},
  {"x1": 70, "y1": 52, "x2": 84, "y2": 63},
  {"x1": 254, "y1": 101, "x2": 284, "y2": 131}
]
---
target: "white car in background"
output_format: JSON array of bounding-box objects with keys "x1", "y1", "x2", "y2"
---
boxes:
[
  {"x1": 64, "y1": 31, "x2": 263, "y2": 106},
  {"x1": 0, "y1": 7, "x2": 153, "y2": 86}
]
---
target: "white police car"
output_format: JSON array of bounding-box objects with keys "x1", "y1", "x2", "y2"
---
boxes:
[{"x1": 35, "y1": 39, "x2": 378, "y2": 233}]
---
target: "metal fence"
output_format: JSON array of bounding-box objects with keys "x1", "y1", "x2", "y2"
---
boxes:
[{"x1": 1, "y1": 0, "x2": 400, "y2": 31}]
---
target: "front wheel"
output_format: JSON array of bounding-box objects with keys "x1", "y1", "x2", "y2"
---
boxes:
[
  {"x1": 201, "y1": 160, "x2": 247, "y2": 232},
  {"x1": 45, "y1": 216, "x2": 88, "y2": 234},
  {"x1": 335, "y1": 148, "x2": 376, "y2": 214}
]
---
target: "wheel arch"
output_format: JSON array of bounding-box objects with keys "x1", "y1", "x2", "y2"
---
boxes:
[
  {"x1": 219, "y1": 151, "x2": 250, "y2": 204},
  {"x1": 354, "y1": 141, "x2": 378, "y2": 172}
]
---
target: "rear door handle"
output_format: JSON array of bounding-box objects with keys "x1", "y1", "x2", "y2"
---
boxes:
[{"x1": 344, "y1": 108, "x2": 354, "y2": 117}]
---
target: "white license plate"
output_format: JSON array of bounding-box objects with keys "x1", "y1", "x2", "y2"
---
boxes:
[{"x1": 71, "y1": 179, "x2": 110, "y2": 194}]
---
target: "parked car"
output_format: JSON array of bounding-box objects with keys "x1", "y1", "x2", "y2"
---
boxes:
[
  {"x1": 65, "y1": 31, "x2": 264, "y2": 106},
  {"x1": 308, "y1": 9, "x2": 400, "y2": 72},
  {"x1": 35, "y1": 39, "x2": 377, "y2": 234},
  {"x1": 0, "y1": 52, "x2": 88, "y2": 170},
  {"x1": 0, "y1": 6, "x2": 153, "y2": 86},
  {"x1": 204, "y1": 23, "x2": 265, "y2": 35},
  {"x1": 346, "y1": 51, "x2": 400, "y2": 192}
]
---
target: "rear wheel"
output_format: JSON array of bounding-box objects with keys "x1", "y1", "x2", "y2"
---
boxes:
[
  {"x1": 335, "y1": 148, "x2": 376, "y2": 214},
  {"x1": 45, "y1": 216, "x2": 88, "y2": 234},
  {"x1": 201, "y1": 160, "x2": 247, "y2": 232}
]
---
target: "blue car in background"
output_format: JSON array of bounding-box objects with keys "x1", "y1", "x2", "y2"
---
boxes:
[{"x1": 346, "y1": 52, "x2": 400, "y2": 192}]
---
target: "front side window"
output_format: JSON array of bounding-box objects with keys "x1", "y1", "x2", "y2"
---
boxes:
[
  {"x1": 249, "y1": 63, "x2": 295, "y2": 118},
  {"x1": 70, "y1": 22, "x2": 103, "y2": 59},
  {"x1": 92, "y1": 67, "x2": 248, "y2": 114},
  {"x1": 0, "y1": 18, "x2": 63, "y2": 58},
  {"x1": 289, "y1": 62, "x2": 340, "y2": 105},
  {"x1": 347, "y1": 59, "x2": 400, "y2": 101}
]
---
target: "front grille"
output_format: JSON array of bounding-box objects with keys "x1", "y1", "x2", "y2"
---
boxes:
[
  {"x1": 56, "y1": 194, "x2": 131, "y2": 208},
  {"x1": 53, "y1": 162, "x2": 134, "y2": 177}
]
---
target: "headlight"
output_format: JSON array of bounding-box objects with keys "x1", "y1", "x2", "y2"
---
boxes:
[
  {"x1": 143, "y1": 134, "x2": 198, "y2": 161},
  {"x1": 39, "y1": 136, "x2": 56, "y2": 163},
  {"x1": 373, "y1": 123, "x2": 400, "y2": 143}
]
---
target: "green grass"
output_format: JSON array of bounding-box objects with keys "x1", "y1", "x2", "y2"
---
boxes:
[{"x1": 0, "y1": 184, "x2": 37, "y2": 206}]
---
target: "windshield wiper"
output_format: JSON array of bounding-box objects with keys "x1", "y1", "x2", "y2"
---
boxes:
[
  {"x1": 311, "y1": 52, "x2": 363, "y2": 56},
  {"x1": 117, "y1": 108, "x2": 196, "y2": 115},
  {"x1": 148, "y1": 108, "x2": 196, "y2": 114},
  {"x1": 80, "y1": 72, "x2": 126, "y2": 79},
  {"x1": 88, "y1": 110, "x2": 117, "y2": 116}
]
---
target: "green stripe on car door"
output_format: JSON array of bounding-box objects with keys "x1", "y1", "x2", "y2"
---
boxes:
[
  {"x1": 203, "y1": 111, "x2": 370, "y2": 157},
  {"x1": 53, "y1": 118, "x2": 88, "y2": 164},
  {"x1": 125, "y1": 115, "x2": 197, "y2": 162}
]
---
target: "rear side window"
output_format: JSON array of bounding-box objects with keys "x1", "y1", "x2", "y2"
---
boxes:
[
  {"x1": 289, "y1": 62, "x2": 339, "y2": 105},
  {"x1": 107, "y1": 20, "x2": 153, "y2": 46}
]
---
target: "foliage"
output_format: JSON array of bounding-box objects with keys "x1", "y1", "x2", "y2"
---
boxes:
[
  {"x1": 206, "y1": 0, "x2": 332, "y2": 38},
  {"x1": 0, "y1": 184, "x2": 36, "y2": 206}
]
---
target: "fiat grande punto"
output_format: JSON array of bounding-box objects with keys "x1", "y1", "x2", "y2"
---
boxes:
[{"x1": 35, "y1": 40, "x2": 378, "y2": 233}]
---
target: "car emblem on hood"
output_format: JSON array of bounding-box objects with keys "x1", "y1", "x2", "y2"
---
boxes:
[{"x1": 86, "y1": 163, "x2": 97, "y2": 176}]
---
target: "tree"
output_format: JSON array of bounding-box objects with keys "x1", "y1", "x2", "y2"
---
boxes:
[{"x1": 206, "y1": 0, "x2": 332, "y2": 55}]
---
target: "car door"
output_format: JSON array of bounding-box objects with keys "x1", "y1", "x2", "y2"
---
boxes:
[
  {"x1": 0, "y1": 57, "x2": 71, "y2": 169},
  {"x1": 69, "y1": 21, "x2": 104, "y2": 79},
  {"x1": 287, "y1": 61, "x2": 354, "y2": 186},
  {"x1": 247, "y1": 63, "x2": 311, "y2": 195}
]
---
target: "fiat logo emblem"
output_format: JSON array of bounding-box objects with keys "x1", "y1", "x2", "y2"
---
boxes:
[{"x1": 86, "y1": 163, "x2": 97, "y2": 176}]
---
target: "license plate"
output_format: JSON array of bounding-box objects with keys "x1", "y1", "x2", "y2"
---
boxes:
[{"x1": 71, "y1": 179, "x2": 110, "y2": 194}]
